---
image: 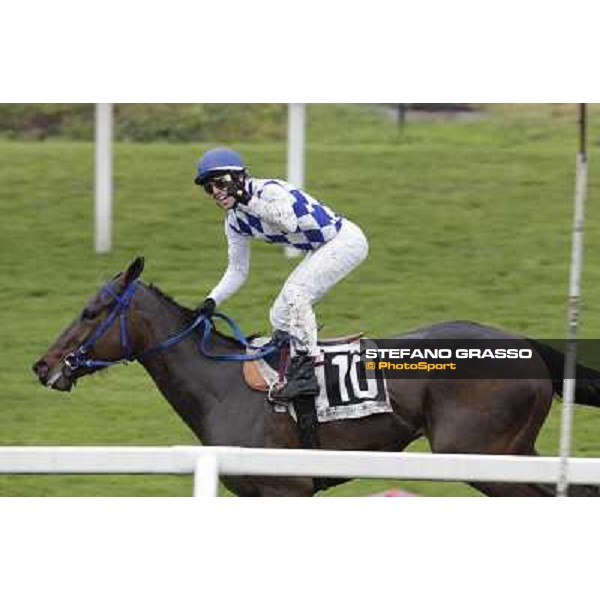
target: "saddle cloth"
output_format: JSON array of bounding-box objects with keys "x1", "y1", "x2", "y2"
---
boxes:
[{"x1": 244, "y1": 336, "x2": 392, "y2": 423}]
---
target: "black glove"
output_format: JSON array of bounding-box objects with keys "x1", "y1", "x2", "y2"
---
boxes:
[
  {"x1": 270, "y1": 329, "x2": 291, "y2": 347},
  {"x1": 231, "y1": 184, "x2": 252, "y2": 205},
  {"x1": 196, "y1": 297, "x2": 216, "y2": 318}
]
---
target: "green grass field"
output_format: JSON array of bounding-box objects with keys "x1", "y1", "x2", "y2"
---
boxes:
[{"x1": 1, "y1": 104, "x2": 600, "y2": 496}]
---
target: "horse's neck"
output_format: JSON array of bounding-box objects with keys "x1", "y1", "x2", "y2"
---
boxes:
[
  {"x1": 139, "y1": 288, "x2": 256, "y2": 445},
  {"x1": 136, "y1": 288, "x2": 234, "y2": 443}
]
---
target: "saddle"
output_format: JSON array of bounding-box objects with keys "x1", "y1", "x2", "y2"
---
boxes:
[{"x1": 243, "y1": 332, "x2": 364, "y2": 392}]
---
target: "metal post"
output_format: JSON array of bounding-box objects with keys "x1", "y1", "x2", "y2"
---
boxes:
[
  {"x1": 557, "y1": 104, "x2": 588, "y2": 496},
  {"x1": 285, "y1": 103, "x2": 306, "y2": 259},
  {"x1": 95, "y1": 103, "x2": 113, "y2": 254},
  {"x1": 193, "y1": 453, "x2": 219, "y2": 497}
]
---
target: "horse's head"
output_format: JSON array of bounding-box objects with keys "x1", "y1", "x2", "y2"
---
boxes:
[{"x1": 32, "y1": 257, "x2": 146, "y2": 392}]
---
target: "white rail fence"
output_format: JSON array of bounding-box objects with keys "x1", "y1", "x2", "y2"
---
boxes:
[{"x1": 1, "y1": 446, "x2": 600, "y2": 496}]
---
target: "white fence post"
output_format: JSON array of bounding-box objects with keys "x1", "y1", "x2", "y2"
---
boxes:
[
  {"x1": 193, "y1": 453, "x2": 219, "y2": 497},
  {"x1": 284, "y1": 103, "x2": 306, "y2": 259},
  {"x1": 287, "y1": 103, "x2": 306, "y2": 188},
  {"x1": 95, "y1": 103, "x2": 113, "y2": 254}
]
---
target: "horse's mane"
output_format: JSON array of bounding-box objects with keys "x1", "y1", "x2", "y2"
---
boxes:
[
  {"x1": 147, "y1": 283, "x2": 195, "y2": 317},
  {"x1": 146, "y1": 282, "x2": 248, "y2": 349}
]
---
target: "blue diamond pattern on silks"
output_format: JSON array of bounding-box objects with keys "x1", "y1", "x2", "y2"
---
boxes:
[
  {"x1": 290, "y1": 190, "x2": 310, "y2": 217},
  {"x1": 265, "y1": 234, "x2": 289, "y2": 244},
  {"x1": 304, "y1": 228, "x2": 326, "y2": 243},
  {"x1": 245, "y1": 213, "x2": 264, "y2": 232},
  {"x1": 235, "y1": 217, "x2": 253, "y2": 235},
  {"x1": 309, "y1": 204, "x2": 333, "y2": 227}
]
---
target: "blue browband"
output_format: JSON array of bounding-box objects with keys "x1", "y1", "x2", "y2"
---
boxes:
[{"x1": 64, "y1": 278, "x2": 281, "y2": 373}]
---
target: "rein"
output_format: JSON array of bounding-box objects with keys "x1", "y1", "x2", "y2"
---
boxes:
[{"x1": 65, "y1": 278, "x2": 281, "y2": 373}]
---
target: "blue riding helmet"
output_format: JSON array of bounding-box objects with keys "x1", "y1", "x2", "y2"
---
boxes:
[{"x1": 194, "y1": 148, "x2": 246, "y2": 185}]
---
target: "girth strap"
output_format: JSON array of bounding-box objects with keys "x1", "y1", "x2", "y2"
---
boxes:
[{"x1": 292, "y1": 394, "x2": 332, "y2": 494}]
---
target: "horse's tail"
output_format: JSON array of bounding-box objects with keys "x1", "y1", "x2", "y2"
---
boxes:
[{"x1": 527, "y1": 338, "x2": 600, "y2": 407}]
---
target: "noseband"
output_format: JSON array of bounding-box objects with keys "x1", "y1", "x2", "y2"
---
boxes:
[{"x1": 64, "y1": 278, "x2": 281, "y2": 375}]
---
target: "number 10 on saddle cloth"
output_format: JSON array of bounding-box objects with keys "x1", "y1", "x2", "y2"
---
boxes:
[{"x1": 250, "y1": 338, "x2": 392, "y2": 423}]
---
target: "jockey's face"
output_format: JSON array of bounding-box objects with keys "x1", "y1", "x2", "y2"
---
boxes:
[{"x1": 203, "y1": 173, "x2": 237, "y2": 210}]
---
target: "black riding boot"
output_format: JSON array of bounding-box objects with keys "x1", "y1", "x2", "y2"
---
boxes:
[{"x1": 271, "y1": 352, "x2": 320, "y2": 401}]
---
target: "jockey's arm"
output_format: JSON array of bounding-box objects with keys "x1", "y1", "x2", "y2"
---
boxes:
[
  {"x1": 244, "y1": 183, "x2": 298, "y2": 233},
  {"x1": 207, "y1": 221, "x2": 251, "y2": 305}
]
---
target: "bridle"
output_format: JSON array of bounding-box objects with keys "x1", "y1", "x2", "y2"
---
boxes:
[
  {"x1": 63, "y1": 278, "x2": 282, "y2": 376},
  {"x1": 65, "y1": 279, "x2": 139, "y2": 371}
]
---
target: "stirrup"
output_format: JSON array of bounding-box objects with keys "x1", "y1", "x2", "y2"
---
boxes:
[{"x1": 270, "y1": 375, "x2": 319, "y2": 401}]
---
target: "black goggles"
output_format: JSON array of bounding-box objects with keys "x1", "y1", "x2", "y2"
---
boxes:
[{"x1": 199, "y1": 173, "x2": 234, "y2": 195}]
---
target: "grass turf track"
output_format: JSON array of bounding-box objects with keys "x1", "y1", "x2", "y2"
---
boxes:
[{"x1": 1, "y1": 104, "x2": 600, "y2": 496}]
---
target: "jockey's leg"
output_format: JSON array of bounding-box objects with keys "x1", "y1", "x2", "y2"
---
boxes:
[
  {"x1": 269, "y1": 282, "x2": 320, "y2": 400},
  {"x1": 269, "y1": 294, "x2": 291, "y2": 342},
  {"x1": 270, "y1": 221, "x2": 369, "y2": 341},
  {"x1": 270, "y1": 221, "x2": 368, "y2": 400},
  {"x1": 287, "y1": 221, "x2": 369, "y2": 302},
  {"x1": 284, "y1": 282, "x2": 320, "y2": 357}
]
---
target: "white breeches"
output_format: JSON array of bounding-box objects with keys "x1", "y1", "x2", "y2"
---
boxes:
[{"x1": 269, "y1": 220, "x2": 369, "y2": 356}]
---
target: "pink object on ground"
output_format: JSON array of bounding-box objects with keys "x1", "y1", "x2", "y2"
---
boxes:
[{"x1": 370, "y1": 489, "x2": 419, "y2": 497}]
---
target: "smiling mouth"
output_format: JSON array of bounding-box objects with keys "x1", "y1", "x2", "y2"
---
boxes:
[{"x1": 214, "y1": 196, "x2": 236, "y2": 209}]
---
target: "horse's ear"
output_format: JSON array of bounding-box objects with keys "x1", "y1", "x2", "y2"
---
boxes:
[{"x1": 120, "y1": 256, "x2": 145, "y2": 288}]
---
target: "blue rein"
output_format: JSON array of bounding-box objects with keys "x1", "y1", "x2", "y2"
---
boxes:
[{"x1": 66, "y1": 279, "x2": 281, "y2": 373}]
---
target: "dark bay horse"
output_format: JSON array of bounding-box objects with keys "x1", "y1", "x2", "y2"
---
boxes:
[{"x1": 32, "y1": 258, "x2": 600, "y2": 496}]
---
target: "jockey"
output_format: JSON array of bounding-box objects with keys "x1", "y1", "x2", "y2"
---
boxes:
[{"x1": 194, "y1": 147, "x2": 369, "y2": 401}]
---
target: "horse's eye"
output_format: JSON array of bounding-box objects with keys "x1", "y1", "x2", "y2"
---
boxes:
[{"x1": 81, "y1": 308, "x2": 97, "y2": 322}]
